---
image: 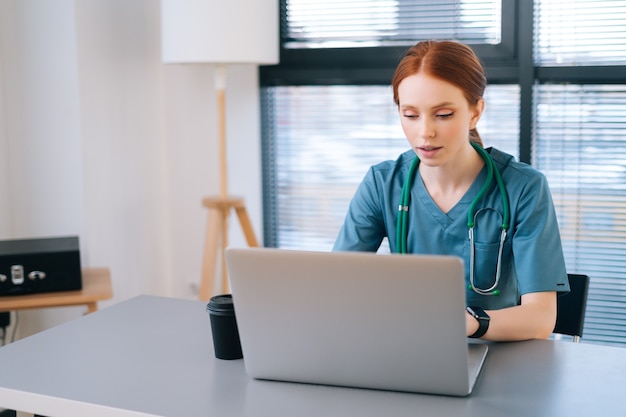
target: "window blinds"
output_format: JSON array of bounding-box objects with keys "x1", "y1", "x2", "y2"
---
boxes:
[
  {"x1": 534, "y1": 0, "x2": 626, "y2": 347},
  {"x1": 534, "y1": 85, "x2": 626, "y2": 347},
  {"x1": 262, "y1": 86, "x2": 406, "y2": 251},
  {"x1": 283, "y1": 0, "x2": 501, "y2": 48},
  {"x1": 535, "y1": 0, "x2": 626, "y2": 65},
  {"x1": 262, "y1": 85, "x2": 519, "y2": 251},
  {"x1": 262, "y1": 0, "x2": 626, "y2": 347}
]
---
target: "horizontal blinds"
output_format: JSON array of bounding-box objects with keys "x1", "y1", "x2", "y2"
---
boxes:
[
  {"x1": 263, "y1": 0, "x2": 626, "y2": 349},
  {"x1": 534, "y1": 85, "x2": 626, "y2": 347},
  {"x1": 535, "y1": 0, "x2": 626, "y2": 65},
  {"x1": 263, "y1": 85, "x2": 519, "y2": 251},
  {"x1": 263, "y1": 86, "x2": 406, "y2": 251},
  {"x1": 480, "y1": 85, "x2": 519, "y2": 159},
  {"x1": 284, "y1": 0, "x2": 501, "y2": 48}
]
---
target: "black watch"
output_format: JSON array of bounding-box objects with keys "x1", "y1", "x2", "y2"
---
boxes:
[{"x1": 466, "y1": 306, "x2": 490, "y2": 338}]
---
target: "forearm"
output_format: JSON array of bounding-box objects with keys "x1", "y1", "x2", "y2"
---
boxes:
[{"x1": 466, "y1": 292, "x2": 557, "y2": 341}]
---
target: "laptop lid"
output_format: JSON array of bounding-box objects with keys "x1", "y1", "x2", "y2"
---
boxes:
[{"x1": 225, "y1": 247, "x2": 488, "y2": 396}]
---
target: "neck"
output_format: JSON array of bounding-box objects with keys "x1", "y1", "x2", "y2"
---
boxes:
[{"x1": 419, "y1": 144, "x2": 484, "y2": 212}]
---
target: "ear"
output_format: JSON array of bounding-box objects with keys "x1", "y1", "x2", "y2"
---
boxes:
[{"x1": 470, "y1": 98, "x2": 485, "y2": 127}]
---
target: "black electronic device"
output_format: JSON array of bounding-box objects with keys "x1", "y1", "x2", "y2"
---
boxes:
[{"x1": 0, "y1": 236, "x2": 82, "y2": 296}]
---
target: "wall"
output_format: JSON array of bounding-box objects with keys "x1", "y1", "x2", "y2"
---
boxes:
[{"x1": 0, "y1": 0, "x2": 263, "y2": 339}]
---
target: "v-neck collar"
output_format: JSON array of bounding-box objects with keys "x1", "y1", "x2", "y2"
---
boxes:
[{"x1": 414, "y1": 163, "x2": 490, "y2": 229}]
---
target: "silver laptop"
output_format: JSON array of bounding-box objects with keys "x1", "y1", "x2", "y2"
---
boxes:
[{"x1": 225, "y1": 247, "x2": 488, "y2": 396}]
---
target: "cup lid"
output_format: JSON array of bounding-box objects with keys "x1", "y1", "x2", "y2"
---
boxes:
[{"x1": 206, "y1": 294, "x2": 235, "y2": 314}]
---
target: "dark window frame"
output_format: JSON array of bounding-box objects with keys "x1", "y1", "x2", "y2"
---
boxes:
[
  {"x1": 261, "y1": 0, "x2": 519, "y2": 87},
  {"x1": 259, "y1": 0, "x2": 626, "y2": 347}
]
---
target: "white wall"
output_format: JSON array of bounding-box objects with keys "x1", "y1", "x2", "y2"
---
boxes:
[{"x1": 0, "y1": 0, "x2": 263, "y2": 339}]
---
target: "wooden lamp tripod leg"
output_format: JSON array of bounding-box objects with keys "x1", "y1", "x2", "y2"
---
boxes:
[
  {"x1": 199, "y1": 206, "x2": 222, "y2": 301},
  {"x1": 219, "y1": 205, "x2": 230, "y2": 295},
  {"x1": 199, "y1": 198, "x2": 259, "y2": 301},
  {"x1": 234, "y1": 202, "x2": 259, "y2": 247}
]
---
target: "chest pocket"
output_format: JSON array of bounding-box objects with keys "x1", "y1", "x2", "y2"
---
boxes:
[{"x1": 464, "y1": 208, "x2": 512, "y2": 291}]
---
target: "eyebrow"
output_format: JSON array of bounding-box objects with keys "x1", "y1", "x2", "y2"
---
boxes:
[{"x1": 400, "y1": 101, "x2": 456, "y2": 110}]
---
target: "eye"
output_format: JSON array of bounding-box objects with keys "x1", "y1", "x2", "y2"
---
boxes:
[
  {"x1": 402, "y1": 113, "x2": 418, "y2": 120},
  {"x1": 437, "y1": 112, "x2": 454, "y2": 119}
]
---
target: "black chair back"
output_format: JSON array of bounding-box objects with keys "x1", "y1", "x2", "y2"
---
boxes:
[{"x1": 553, "y1": 273, "x2": 590, "y2": 342}]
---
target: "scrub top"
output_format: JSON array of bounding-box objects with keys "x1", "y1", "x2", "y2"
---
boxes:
[{"x1": 332, "y1": 147, "x2": 570, "y2": 310}]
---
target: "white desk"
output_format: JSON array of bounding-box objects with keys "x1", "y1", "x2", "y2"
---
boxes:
[{"x1": 0, "y1": 295, "x2": 625, "y2": 417}]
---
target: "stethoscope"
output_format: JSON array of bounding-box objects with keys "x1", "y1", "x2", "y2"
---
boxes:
[{"x1": 396, "y1": 142, "x2": 510, "y2": 296}]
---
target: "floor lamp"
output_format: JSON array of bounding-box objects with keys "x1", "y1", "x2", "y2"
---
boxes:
[{"x1": 161, "y1": 0, "x2": 279, "y2": 300}]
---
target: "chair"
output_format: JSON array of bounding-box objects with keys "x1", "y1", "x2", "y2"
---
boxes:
[{"x1": 553, "y1": 273, "x2": 590, "y2": 343}]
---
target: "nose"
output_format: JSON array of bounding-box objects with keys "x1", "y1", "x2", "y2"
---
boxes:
[{"x1": 418, "y1": 119, "x2": 435, "y2": 139}]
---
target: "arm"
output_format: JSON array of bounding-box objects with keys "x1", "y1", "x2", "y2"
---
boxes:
[
  {"x1": 466, "y1": 162, "x2": 566, "y2": 341},
  {"x1": 466, "y1": 291, "x2": 557, "y2": 341},
  {"x1": 332, "y1": 168, "x2": 387, "y2": 252}
]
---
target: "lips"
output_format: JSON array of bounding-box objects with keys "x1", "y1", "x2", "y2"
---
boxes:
[{"x1": 417, "y1": 146, "x2": 442, "y2": 159}]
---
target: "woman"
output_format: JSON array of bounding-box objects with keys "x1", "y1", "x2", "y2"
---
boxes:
[{"x1": 332, "y1": 40, "x2": 569, "y2": 341}]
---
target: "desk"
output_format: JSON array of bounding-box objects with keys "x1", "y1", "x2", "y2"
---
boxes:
[
  {"x1": 0, "y1": 267, "x2": 113, "y2": 314},
  {"x1": 0, "y1": 295, "x2": 625, "y2": 417}
]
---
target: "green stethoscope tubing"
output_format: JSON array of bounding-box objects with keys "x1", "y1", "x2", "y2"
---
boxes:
[{"x1": 396, "y1": 142, "x2": 510, "y2": 296}]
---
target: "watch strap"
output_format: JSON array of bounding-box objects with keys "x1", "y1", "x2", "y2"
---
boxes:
[{"x1": 467, "y1": 306, "x2": 490, "y2": 338}]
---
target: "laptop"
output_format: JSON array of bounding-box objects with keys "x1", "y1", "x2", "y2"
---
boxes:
[{"x1": 225, "y1": 247, "x2": 488, "y2": 396}]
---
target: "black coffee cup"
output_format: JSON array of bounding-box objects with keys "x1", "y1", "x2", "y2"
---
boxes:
[{"x1": 206, "y1": 294, "x2": 243, "y2": 360}]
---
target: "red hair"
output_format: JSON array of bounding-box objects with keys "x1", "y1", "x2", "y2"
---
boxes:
[{"x1": 392, "y1": 40, "x2": 486, "y2": 146}]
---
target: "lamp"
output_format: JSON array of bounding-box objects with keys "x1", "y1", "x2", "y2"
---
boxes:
[{"x1": 160, "y1": 0, "x2": 279, "y2": 300}]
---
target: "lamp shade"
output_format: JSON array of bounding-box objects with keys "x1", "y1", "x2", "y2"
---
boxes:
[{"x1": 161, "y1": 0, "x2": 279, "y2": 64}]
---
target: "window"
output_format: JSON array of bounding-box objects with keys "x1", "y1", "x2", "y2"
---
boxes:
[
  {"x1": 535, "y1": 0, "x2": 626, "y2": 66},
  {"x1": 284, "y1": 0, "x2": 502, "y2": 48},
  {"x1": 261, "y1": 85, "x2": 519, "y2": 251},
  {"x1": 261, "y1": 0, "x2": 626, "y2": 347},
  {"x1": 261, "y1": 86, "x2": 406, "y2": 251},
  {"x1": 532, "y1": 1, "x2": 626, "y2": 347}
]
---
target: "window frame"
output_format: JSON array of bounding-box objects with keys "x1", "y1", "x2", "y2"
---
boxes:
[
  {"x1": 261, "y1": 0, "x2": 519, "y2": 87},
  {"x1": 259, "y1": 0, "x2": 626, "y2": 347}
]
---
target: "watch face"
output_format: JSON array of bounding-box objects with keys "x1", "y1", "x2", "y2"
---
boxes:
[{"x1": 468, "y1": 306, "x2": 489, "y2": 321}]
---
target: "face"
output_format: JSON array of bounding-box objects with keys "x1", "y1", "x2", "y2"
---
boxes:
[{"x1": 397, "y1": 72, "x2": 484, "y2": 167}]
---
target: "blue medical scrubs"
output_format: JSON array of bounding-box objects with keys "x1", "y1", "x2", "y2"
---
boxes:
[{"x1": 332, "y1": 147, "x2": 569, "y2": 310}]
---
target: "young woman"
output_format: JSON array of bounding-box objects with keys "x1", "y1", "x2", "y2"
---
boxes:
[{"x1": 332, "y1": 40, "x2": 569, "y2": 341}]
